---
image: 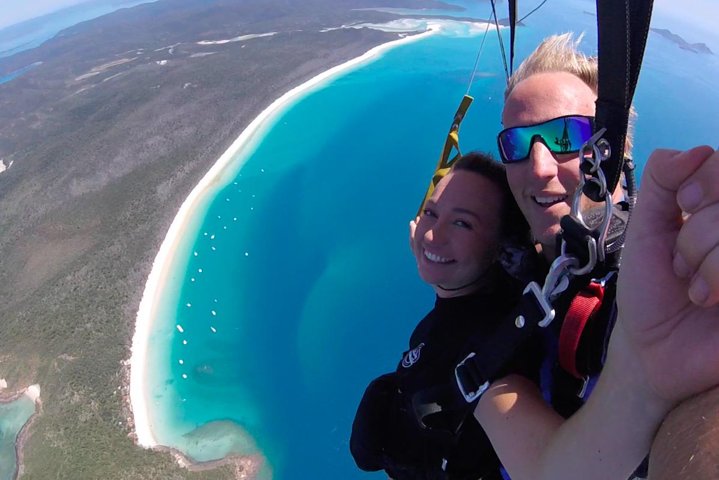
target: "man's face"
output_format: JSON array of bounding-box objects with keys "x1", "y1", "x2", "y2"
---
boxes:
[
  {"x1": 413, "y1": 170, "x2": 503, "y2": 297},
  {"x1": 502, "y1": 71, "x2": 598, "y2": 254}
]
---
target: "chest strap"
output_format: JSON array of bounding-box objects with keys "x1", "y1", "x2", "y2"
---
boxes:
[
  {"x1": 411, "y1": 286, "x2": 547, "y2": 433},
  {"x1": 558, "y1": 281, "x2": 605, "y2": 379}
]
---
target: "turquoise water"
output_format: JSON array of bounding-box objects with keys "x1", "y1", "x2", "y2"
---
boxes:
[
  {"x1": 138, "y1": 1, "x2": 719, "y2": 479},
  {"x1": 0, "y1": 395, "x2": 35, "y2": 480}
]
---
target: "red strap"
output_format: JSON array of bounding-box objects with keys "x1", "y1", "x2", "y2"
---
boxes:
[{"x1": 558, "y1": 282, "x2": 605, "y2": 379}]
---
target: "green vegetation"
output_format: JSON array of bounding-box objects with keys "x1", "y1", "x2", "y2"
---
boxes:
[{"x1": 0, "y1": 0, "x2": 439, "y2": 476}]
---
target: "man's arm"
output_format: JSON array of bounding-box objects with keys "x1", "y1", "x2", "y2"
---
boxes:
[
  {"x1": 474, "y1": 146, "x2": 719, "y2": 480},
  {"x1": 649, "y1": 384, "x2": 719, "y2": 479}
]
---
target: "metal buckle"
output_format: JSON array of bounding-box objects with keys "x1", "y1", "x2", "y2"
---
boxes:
[
  {"x1": 523, "y1": 281, "x2": 556, "y2": 328},
  {"x1": 568, "y1": 128, "x2": 613, "y2": 270},
  {"x1": 521, "y1": 254, "x2": 579, "y2": 328},
  {"x1": 562, "y1": 235, "x2": 598, "y2": 277},
  {"x1": 455, "y1": 352, "x2": 490, "y2": 403}
]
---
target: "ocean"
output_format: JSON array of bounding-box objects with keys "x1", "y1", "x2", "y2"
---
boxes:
[
  {"x1": 142, "y1": 20, "x2": 519, "y2": 480},
  {"x1": 110, "y1": 0, "x2": 717, "y2": 478},
  {"x1": 0, "y1": 0, "x2": 715, "y2": 477}
]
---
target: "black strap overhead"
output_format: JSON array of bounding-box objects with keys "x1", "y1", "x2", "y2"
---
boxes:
[
  {"x1": 591, "y1": 0, "x2": 654, "y2": 200},
  {"x1": 508, "y1": 0, "x2": 517, "y2": 75}
]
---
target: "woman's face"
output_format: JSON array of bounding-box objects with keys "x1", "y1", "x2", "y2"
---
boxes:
[{"x1": 413, "y1": 170, "x2": 504, "y2": 297}]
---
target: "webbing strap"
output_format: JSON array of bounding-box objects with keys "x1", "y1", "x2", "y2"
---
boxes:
[
  {"x1": 593, "y1": 0, "x2": 654, "y2": 199},
  {"x1": 416, "y1": 95, "x2": 473, "y2": 216},
  {"x1": 508, "y1": 0, "x2": 517, "y2": 75},
  {"x1": 411, "y1": 286, "x2": 548, "y2": 434},
  {"x1": 558, "y1": 282, "x2": 605, "y2": 379}
]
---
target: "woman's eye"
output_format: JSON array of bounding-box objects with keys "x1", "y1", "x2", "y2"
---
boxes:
[
  {"x1": 423, "y1": 208, "x2": 436, "y2": 218},
  {"x1": 454, "y1": 219, "x2": 472, "y2": 229}
]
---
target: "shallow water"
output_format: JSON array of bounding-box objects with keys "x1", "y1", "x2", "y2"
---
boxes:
[
  {"x1": 0, "y1": 396, "x2": 35, "y2": 480},
  {"x1": 140, "y1": 1, "x2": 719, "y2": 478}
]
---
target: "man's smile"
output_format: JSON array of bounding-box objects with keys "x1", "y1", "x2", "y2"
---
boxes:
[{"x1": 532, "y1": 194, "x2": 568, "y2": 207}]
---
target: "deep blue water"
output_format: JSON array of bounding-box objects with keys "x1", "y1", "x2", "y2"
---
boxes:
[{"x1": 136, "y1": 1, "x2": 719, "y2": 479}]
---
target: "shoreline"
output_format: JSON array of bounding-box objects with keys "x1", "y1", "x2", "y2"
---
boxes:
[
  {"x1": 128, "y1": 26, "x2": 437, "y2": 458},
  {"x1": 0, "y1": 383, "x2": 42, "y2": 480}
]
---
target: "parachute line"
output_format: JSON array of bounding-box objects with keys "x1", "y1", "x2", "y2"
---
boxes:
[
  {"x1": 465, "y1": 17, "x2": 493, "y2": 96},
  {"x1": 490, "y1": 0, "x2": 510, "y2": 84}
]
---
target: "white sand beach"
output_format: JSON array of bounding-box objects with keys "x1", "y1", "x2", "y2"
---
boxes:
[
  {"x1": 129, "y1": 25, "x2": 439, "y2": 451},
  {"x1": 0, "y1": 383, "x2": 40, "y2": 404}
]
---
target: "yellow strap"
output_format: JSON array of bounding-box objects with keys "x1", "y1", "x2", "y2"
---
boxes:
[{"x1": 416, "y1": 95, "x2": 474, "y2": 216}]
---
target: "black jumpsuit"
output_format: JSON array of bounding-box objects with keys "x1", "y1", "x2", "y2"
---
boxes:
[{"x1": 350, "y1": 266, "x2": 540, "y2": 479}]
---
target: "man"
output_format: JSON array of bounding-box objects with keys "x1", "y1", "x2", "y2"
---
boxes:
[
  {"x1": 499, "y1": 34, "x2": 627, "y2": 261},
  {"x1": 469, "y1": 34, "x2": 719, "y2": 480},
  {"x1": 649, "y1": 387, "x2": 719, "y2": 478}
]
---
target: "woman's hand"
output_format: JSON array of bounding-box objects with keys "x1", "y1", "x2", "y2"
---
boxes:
[{"x1": 409, "y1": 215, "x2": 420, "y2": 257}]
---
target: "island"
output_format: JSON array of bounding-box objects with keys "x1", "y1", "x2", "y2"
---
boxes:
[{"x1": 650, "y1": 27, "x2": 713, "y2": 55}]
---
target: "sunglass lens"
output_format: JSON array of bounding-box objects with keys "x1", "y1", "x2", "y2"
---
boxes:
[
  {"x1": 498, "y1": 128, "x2": 528, "y2": 164},
  {"x1": 498, "y1": 116, "x2": 593, "y2": 164},
  {"x1": 550, "y1": 116, "x2": 593, "y2": 154}
]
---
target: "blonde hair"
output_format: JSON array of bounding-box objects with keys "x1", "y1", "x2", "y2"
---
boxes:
[{"x1": 506, "y1": 33, "x2": 635, "y2": 155}]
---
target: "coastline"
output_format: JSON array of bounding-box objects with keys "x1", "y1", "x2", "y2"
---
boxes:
[
  {"x1": 128, "y1": 26, "x2": 437, "y2": 461},
  {"x1": 0, "y1": 383, "x2": 41, "y2": 480}
]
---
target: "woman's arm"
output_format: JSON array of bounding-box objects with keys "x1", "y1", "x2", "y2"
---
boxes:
[
  {"x1": 475, "y1": 328, "x2": 668, "y2": 480},
  {"x1": 350, "y1": 373, "x2": 397, "y2": 471}
]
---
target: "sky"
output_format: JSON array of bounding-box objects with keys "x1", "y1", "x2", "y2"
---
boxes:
[
  {"x1": 1, "y1": 0, "x2": 718, "y2": 39},
  {"x1": 651, "y1": 0, "x2": 719, "y2": 48},
  {"x1": 653, "y1": 0, "x2": 719, "y2": 20}
]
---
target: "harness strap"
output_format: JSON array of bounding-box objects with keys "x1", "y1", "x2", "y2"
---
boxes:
[
  {"x1": 558, "y1": 281, "x2": 605, "y2": 379},
  {"x1": 410, "y1": 286, "x2": 549, "y2": 432},
  {"x1": 591, "y1": 0, "x2": 654, "y2": 200},
  {"x1": 416, "y1": 95, "x2": 473, "y2": 217},
  {"x1": 508, "y1": 0, "x2": 517, "y2": 75}
]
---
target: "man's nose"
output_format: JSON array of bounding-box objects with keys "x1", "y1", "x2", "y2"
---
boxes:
[{"x1": 528, "y1": 138, "x2": 558, "y2": 179}]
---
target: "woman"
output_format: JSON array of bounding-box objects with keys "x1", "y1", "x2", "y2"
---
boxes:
[{"x1": 350, "y1": 152, "x2": 537, "y2": 479}]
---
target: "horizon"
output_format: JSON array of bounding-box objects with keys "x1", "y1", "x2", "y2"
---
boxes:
[
  {"x1": 1, "y1": 0, "x2": 92, "y2": 30},
  {"x1": 0, "y1": 0, "x2": 157, "y2": 30},
  {"x1": 2, "y1": 0, "x2": 719, "y2": 33}
]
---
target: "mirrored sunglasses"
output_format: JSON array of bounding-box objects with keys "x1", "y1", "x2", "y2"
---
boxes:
[{"x1": 497, "y1": 115, "x2": 594, "y2": 164}]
